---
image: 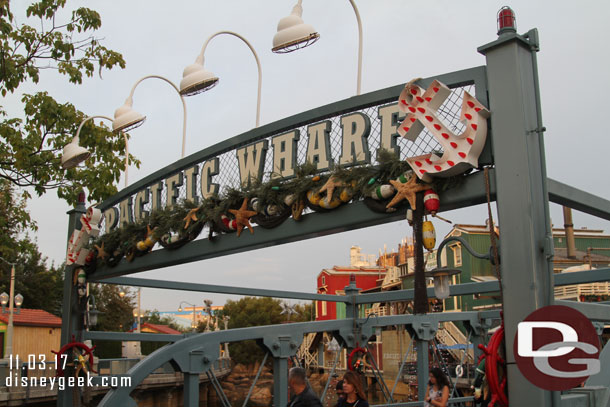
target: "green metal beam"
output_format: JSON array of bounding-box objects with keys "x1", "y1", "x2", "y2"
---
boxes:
[
  {"x1": 84, "y1": 310, "x2": 501, "y2": 344},
  {"x1": 101, "y1": 276, "x2": 345, "y2": 302},
  {"x1": 548, "y1": 178, "x2": 610, "y2": 221},
  {"x1": 555, "y1": 300, "x2": 610, "y2": 322},
  {"x1": 554, "y1": 267, "x2": 610, "y2": 285}
]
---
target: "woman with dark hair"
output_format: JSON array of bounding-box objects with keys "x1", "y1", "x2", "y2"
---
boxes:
[
  {"x1": 424, "y1": 367, "x2": 450, "y2": 407},
  {"x1": 337, "y1": 371, "x2": 369, "y2": 407}
]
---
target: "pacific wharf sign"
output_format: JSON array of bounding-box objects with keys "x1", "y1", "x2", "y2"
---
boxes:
[{"x1": 99, "y1": 68, "x2": 489, "y2": 233}]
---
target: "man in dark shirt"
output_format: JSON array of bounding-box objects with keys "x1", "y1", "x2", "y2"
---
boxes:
[{"x1": 287, "y1": 367, "x2": 323, "y2": 407}]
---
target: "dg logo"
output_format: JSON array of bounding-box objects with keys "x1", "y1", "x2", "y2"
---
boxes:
[{"x1": 514, "y1": 305, "x2": 601, "y2": 391}]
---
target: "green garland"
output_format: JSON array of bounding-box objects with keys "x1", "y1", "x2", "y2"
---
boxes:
[{"x1": 85, "y1": 150, "x2": 466, "y2": 269}]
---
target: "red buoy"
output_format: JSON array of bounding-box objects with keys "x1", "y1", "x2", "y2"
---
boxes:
[{"x1": 423, "y1": 189, "x2": 440, "y2": 215}]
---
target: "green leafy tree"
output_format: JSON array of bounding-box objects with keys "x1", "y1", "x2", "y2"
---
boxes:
[
  {"x1": 89, "y1": 284, "x2": 134, "y2": 358},
  {"x1": 0, "y1": 179, "x2": 63, "y2": 315},
  {"x1": 0, "y1": 0, "x2": 138, "y2": 205},
  {"x1": 212, "y1": 298, "x2": 312, "y2": 365}
]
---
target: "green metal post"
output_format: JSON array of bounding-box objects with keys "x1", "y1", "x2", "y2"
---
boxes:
[
  {"x1": 57, "y1": 194, "x2": 87, "y2": 407},
  {"x1": 416, "y1": 339, "x2": 429, "y2": 403},
  {"x1": 273, "y1": 357, "x2": 288, "y2": 407},
  {"x1": 183, "y1": 372, "x2": 200, "y2": 407},
  {"x1": 478, "y1": 28, "x2": 554, "y2": 406}
]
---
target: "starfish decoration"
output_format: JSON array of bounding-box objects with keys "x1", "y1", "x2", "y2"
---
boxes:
[
  {"x1": 291, "y1": 200, "x2": 306, "y2": 221},
  {"x1": 386, "y1": 176, "x2": 430, "y2": 210},
  {"x1": 228, "y1": 198, "x2": 257, "y2": 237},
  {"x1": 95, "y1": 242, "x2": 107, "y2": 260},
  {"x1": 183, "y1": 207, "x2": 199, "y2": 229},
  {"x1": 318, "y1": 176, "x2": 346, "y2": 199},
  {"x1": 145, "y1": 225, "x2": 154, "y2": 239}
]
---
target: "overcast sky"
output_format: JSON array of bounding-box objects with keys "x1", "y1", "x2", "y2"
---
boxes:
[{"x1": 7, "y1": 1, "x2": 610, "y2": 314}]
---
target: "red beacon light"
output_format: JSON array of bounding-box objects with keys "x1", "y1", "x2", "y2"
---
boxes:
[{"x1": 497, "y1": 6, "x2": 517, "y2": 35}]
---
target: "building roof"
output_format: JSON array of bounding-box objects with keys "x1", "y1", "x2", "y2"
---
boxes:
[
  {"x1": 318, "y1": 265, "x2": 387, "y2": 278},
  {"x1": 0, "y1": 308, "x2": 61, "y2": 328},
  {"x1": 447, "y1": 223, "x2": 609, "y2": 239},
  {"x1": 554, "y1": 248, "x2": 610, "y2": 263},
  {"x1": 140, "y1": 323, "x2": 182, "y2": 335},
  {"x1": 552, "y1": 228, "x2": 610, "y2": 238}
]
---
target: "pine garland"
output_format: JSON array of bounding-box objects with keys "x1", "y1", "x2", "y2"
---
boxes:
[{"x1": 86, "y1": 151, "x2": 469, "y2": 269}]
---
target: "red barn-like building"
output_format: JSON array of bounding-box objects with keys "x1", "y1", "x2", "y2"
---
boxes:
[{"x1": 316, "y1": 265, "x2": 387, "y2": 320}]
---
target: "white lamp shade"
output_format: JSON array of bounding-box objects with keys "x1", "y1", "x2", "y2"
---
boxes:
[
  {"x1": 61, "y1": 139, "x2": 91, "y2": 169},
  {"x1": 113, "y1": 103, "x2": 146, "y2": 132},
  {"x1": 272, "y1": 14, "x2": 319, "y2": 53},
  {"x1": 14, "y1": 293, "x2": 23, "y2": 308},
  {"x1": 179, "y1": 63, "x2": 219, "y2": 96},
  {"x1": 0, "y1": 292, "x2": 8, "y2": 306},
  {"x1": 433, "y1": 274, "x2": 451, "y2": 300}
]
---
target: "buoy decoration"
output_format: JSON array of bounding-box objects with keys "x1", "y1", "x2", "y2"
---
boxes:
[
  {"x1": 161, "y1": 232, "x2": 181, "y2": 245},
  {"x1": 136, "y1": 226, "x2": 157, "y2": 251},
  {"x1": 307, "y1": 190, "x2": 322, "y2": 206},
  {"x1": 221, "y1": 214, "x2": 237, "y2": 231},
  {"x1": 284, "y1": 194, "x2": 297, "y2": 207},
  {"x1": 422, "y1": 220, "x2": 436, "y2": 251},
  {"x1": 423, "y1": 189, "x2": 440, "y2": 215},
  {"x1": 319, "y1": 196, "x2": 341, "y2": 209},
  {"x1": 406, "y1": 209, "x2": 414, "y2": 226},
  {"x1": 371, "y1": 184, "x2": 395, "y2": 200}
]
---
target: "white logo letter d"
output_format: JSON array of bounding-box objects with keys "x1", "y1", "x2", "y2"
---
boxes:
[{"x1": 518, "y1": 322, "x2": 577, "y2": 357}]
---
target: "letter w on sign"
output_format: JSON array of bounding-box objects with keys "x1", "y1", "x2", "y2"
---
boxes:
[{"x1": 397, "y1": 80, "x2": 490, "y2": 182}]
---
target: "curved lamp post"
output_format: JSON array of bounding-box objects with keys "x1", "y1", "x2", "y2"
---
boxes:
[
  {"x1": 178, "y1": 301, "x2": 198, "y2": 331},
  {"x1": 426, "y1": 236, "x2": 500, "y2": 300},
  {"x1": 113, "y1": 75, "x2": 188, "y2": 158},
  {"x1": 0, "y1": 257, "x2": 23, "y2": 360},
  {"x1": 272, "y1": 0, "x2": 363, "y2": 95},
  {"x1": 180, "y1": 31, "x2": 262, "y2": 127}
]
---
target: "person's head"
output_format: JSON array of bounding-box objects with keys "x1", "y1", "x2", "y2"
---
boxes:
[
  {"x1": 428, "y1": 367, "x2": 449, "y2": 388},
  {"x1": 335, "y1": 379, "x2": 345, "y2": 399},
  {"x1": 288, "y1": 367, "x2": 307, "y2": 394},
  {"x1": 342, "y1": 371, "x2": 367, "y2": 401}
]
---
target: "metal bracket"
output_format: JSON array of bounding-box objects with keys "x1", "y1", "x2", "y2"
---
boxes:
[
  {"x1": 542, "y1": 235, "x2": 555, "y2": 260},
  {"x1": 172, "y1": 343, "x2": 220, "y2": 374},
  {"x1": 465, "y1": 316, "x2": 494, "y2": 337},
  {"x1": 408, "y1": 316, "x2": 438, "y2": 341},
  {"x1": 262, "y1": 334, "x2": 302, "y2": 358}
]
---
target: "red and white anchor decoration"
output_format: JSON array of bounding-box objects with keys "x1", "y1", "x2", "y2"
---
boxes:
[
  {"x1": 397, "y1": 79, "x2": 490, "y2": 181},
  {"x1": 66, "y1": 207, "x2": 102, "y2": 266}
]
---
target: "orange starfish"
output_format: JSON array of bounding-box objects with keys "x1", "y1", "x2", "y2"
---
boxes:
[
  {"x1": 183, "y1": 207, "x2": 199, "y2": 229},
  {"x1": 318, "y1": 176, "x2": 346, "y2": 199},
  {"x1": 95, "y1": 242, "x2": 107, "y2": 260},
  {"x1": 386, "y1": 176, "x2": 430, "y2": 210},
  {"x1": 228, "y1": 198, "x2": 257, "y2": 237}
]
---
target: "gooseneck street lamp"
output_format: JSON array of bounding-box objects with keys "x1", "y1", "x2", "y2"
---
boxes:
[
  {"x1": 272, "y1": 0, "x2": 363, "y2": 95},
  {"x1": 180, "y1": 31, "x2": 262, "y2": 127},
  {"x1": 0, "y1": 257, "x2": 24, "y2": 359},
  {"x1": 113, "y1": 75, "x2": 188, "y2": 159},
  {"x1": 178, "y1": 301, "x2": 198, "y2": 331},
  {"x1": 61, "y1": 115, "x2": 117, "y2": 170}
]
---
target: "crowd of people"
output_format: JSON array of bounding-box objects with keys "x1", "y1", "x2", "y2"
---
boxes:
[{"x1": 287, "y1": 366, "x2": 457, "y2": 407}]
